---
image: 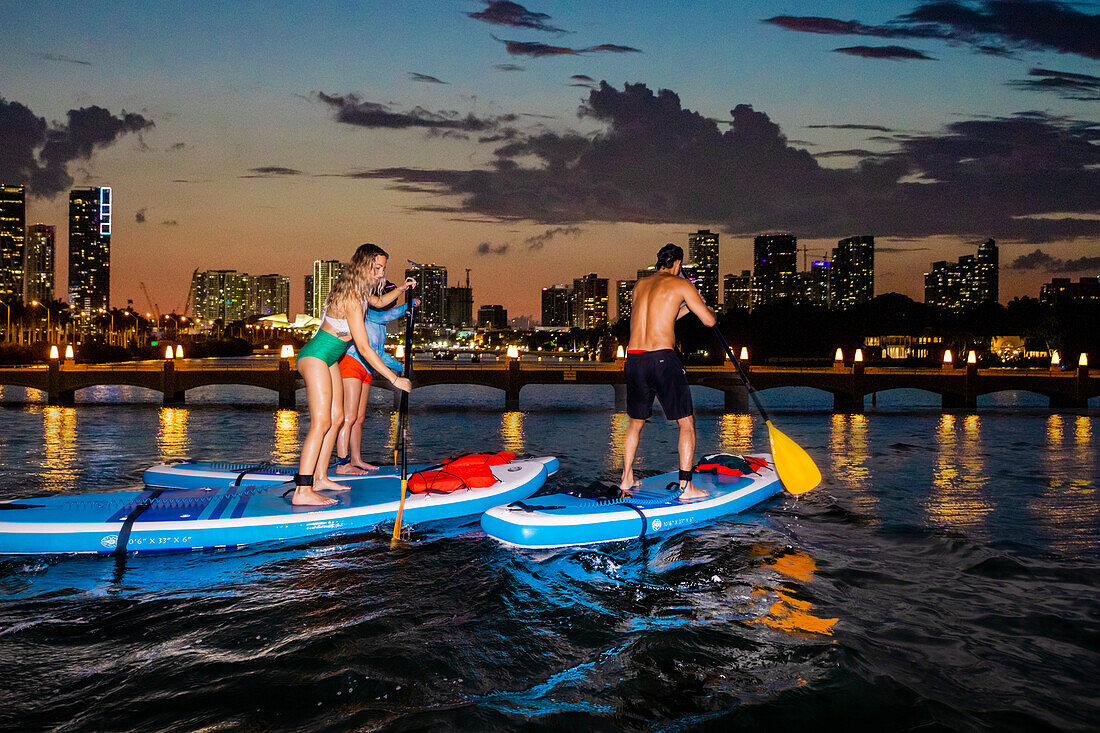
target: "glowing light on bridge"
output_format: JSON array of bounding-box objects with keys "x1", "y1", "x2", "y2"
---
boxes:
[
  {"x1": 854, "y1": 349, "x2": 863, "y2": 362},
  {"x1": 1080, "y1": 353, "x2": 1089, "y2": 367},
  {"x1": 175, "y1": 345, "x2": 183, "y2": 358},
  {"x1": 280, "y1": 344, "x2": 294, "y2": 358},
  {"x1": 968, "y1": 351, "x2": 976, "y2": 364},
  {"x1": 506, "y1": 345, "x2": 520, "y2": 359},
  {"x1": 49, "y1": 345, "x2": 58, "y2": 360},
  {"x1": 740, "y1": 346, "x2": 748, "y2": 361},
  {"x1": 64, "y1": 345, "x2": 73, "y2": 359},
  {"x1": 834, "y1": 348, "x2": 843, "y2": 363},
  {"x1": 943, "y1": 350, "x2": 953, "y2": 364},
  {"x1": 1051, "y1": 351, "x2": 1060, "y2": 367}
]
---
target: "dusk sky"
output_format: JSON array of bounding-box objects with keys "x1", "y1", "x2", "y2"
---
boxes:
[{"x1": 3, "y1": 0, "x2": 1099, "y2": 318}]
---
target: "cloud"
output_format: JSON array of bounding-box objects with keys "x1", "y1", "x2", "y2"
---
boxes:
[
  {"x1": 585, "y1": 44, "x2": 641, "y2": 54},
  {"x1": 0, "y1": 96, "x2": 153, "y2": 197},
  {"x1": 353, "y1": 82, "x2": 1100, "y2": 241},
  {"x1": 1007, "y1": 67, "x2": 1100, "y2": 100},
  {"x1": 469, "y1": 1, "x2": 568, "y2": 33},
  {"x1": 317, "y1": 92, "x2": 516, "y2": 132},
  {"x1": 494, "y1": 64, "x2": 526, "y2": 71},
  {"x1": 1010, "y1": 248, "x2": 1100, "y2": 271},
  {"x1": 410, "y1": 72, "x2": 449, "y2": 84},
  {"x1": 170, "y1": 141, "x2": 186, "y2": 150},
  {"x1": 162, "y1": 219, "x2": 179, "y2": 226},
  {"x1": 240, "y1": 166, "x2": 303, "y2": 178},
  {"x1": 135, "y1": 208, "x2": 146, "y2": 223},
  {"x1": 524, "y1": 226, "x2": 582, "y2": 250},
  {"x1": 834, "y1": 45, "x2": 934, "y2": 60},
  {"x1": 571, "y1": 74, "x2": 595, "y2": 82},
  {"x1": 476, "y1": 241, "x2": 510, "y2": 255},
  {"x1": 492, "y1": 35, "x2": 641, "y2": 57},
  {"x1": 766, "y1": 1, "x2": 1100, "y2": 61},
  {"x1": 33, "y1": 52, "x2": 91, "y2": 66},
  {"x1": 807, "y1": 123, "x2": 896, "y2": 132},
  {"x1": 877, "y1": 246, "x2": 931, "y2": 252}
]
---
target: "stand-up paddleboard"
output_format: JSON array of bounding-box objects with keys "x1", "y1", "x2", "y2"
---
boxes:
[
  {"x1": 481, "y1": 454, "x2": 781, "y2": 549},
  {"x1": 143, "y1": 456, "x2": 559, "y2": 489},
  {"x1": 0, "y1": 455, "x2": 557, "y2": 555}
]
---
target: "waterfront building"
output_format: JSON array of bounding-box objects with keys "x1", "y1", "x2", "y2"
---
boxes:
[
  {"x1": 0, "y1": 184, "x2": 26, "y2": 302},
  {"x1": 615, "y1": 280, "x2": 636, "y2": 323},
  {"x1": 191, "y1": 270, "x2": 251, "y2": 324},
  {"x1": 722, "y1": 270, "x2": 752, "y2": 312},
  {"x1": 924, "y1": 238, "x2": 999, "y2": 312},
  {"x1": 445, "y1": 285, "x2": 473, "y2": 327},
  {"x1": 752, "y1": 233, "x2": 798, "y2": 308},
  {"x1": 68, "y1": 187, "x2": 112, "y2": 312},
  {"x1": 312, "y1": 260, "x2": 344, "y2": 317},
  {"x1": 405, "y1": 263, "x2": 447, "y2": 328},
  {"x1": 1039, "y1": 276, "x2": 1100, "y2": 305},
  {"x1": 636, "y1": 266, "x2": 656, "y2": 281},
  {"x1": 304, "y1": 275, "x2": 314, "y2": 317},
  {"x1": 477, "y1": 304, "x2": 508, "y2": 330},
  {"x1": 572, "y1": 273, "x2": 608, "y2": 329},
  {"x1": 253, "y1": 274, "x2": 290, "y2": 316},
  {"x1": 541, "y1": 284, "x2": 572, "y2": 327},
  {"x1": 687, "y1": 229, "x2": 719, "y2": 307},
  {"x1": 809, "y1": 260, "x2": 832, "y2": 308},
  {"x1": 831, "y1": 235, "x2": 874, "y2": 309},
  {"x1": 24, "y1": 224, "x2": 55, "y2": 303}
]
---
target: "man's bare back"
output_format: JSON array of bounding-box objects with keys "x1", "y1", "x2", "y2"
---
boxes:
[{"x1": 627, "y1": 272, "x2": 712, "y2": 352}]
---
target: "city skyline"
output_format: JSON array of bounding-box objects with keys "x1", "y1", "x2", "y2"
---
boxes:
[{"x1": 2, "y1": 1, "x2": 1098, "y2": 318}]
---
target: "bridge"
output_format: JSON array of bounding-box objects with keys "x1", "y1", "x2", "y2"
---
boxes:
[{"x1": 0, "y1": 357, "x2": 1094, "y2": 410}]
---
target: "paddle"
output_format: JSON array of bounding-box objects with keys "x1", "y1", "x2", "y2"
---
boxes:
[
  {"x1": 712, "y1": 326, "x2": 821, "y2": 495},
  {"x1": 391, "y1": 273, "x2": 417, "y2": 545}
]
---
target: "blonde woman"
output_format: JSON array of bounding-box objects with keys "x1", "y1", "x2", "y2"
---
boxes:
[{"x1": 293, "y1": 243, "x2": 414, "y2": 506}]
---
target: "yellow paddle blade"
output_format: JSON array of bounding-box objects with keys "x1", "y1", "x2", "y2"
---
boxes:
[
  {"x1": 766, "y1": 420, "x2": 822, "y2": 495},
  {"x1": 391, "y1": 478, "x2": 409, "y2": 546}
]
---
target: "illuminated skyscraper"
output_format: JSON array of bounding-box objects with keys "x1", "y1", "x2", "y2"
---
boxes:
[
  {"x1": 572, "y1": 273, "x2": 608, "y2": 329},
  {"x1": 615, "y1": 279, "x2": 636, "y2": 323},
  {"x1": 313, "y1": 259, "x2": 344, "y2": 317},
  {"x1": 808, "y1": 260, "x2": 832, "y2": 308},
  {"x1": 687, "y1": 229, "x2": 719, "y2": 307},
  {"x1": 68, "y1": 187, "x2": 112, "y2": 311},
  {"x1": 253, "y1": 274, "x2": 290, "y2": 316},
  {"x1": 924, "y1": 238, "x2": 998, "y2": 312},
  {"x1": 541, "y1": 284, "x2": 572, "y2": 327},
  {"x1": 406, "y1": 264, "x2": 447, "y2": 327},
  {"x1": 971, "y1": 238, "x2": 998, "y2": 305},
  {"x1": 831, "y1": 235, "x2": 874, "y2": 309},
  {"x1": 722, "y1": 270, "x2": 752, "y2": 312},
  {"x1": 477, "y1": 304, "x2": 508, "y2": 329},
  {"x1": 752, "y1": 233, "x2": 797, "y2": 308},
  {"x1": 304, "y1": 275, "x2": 314, "y2": 316},
  {"x1": 444, "y1": 286, "x2": 473, "y2": 327},
  {"x1": 24, "y1": 224, "x2": 55, "y2": 303},
  {"x1": 0, "y1": 184, "x2": 26, "y2": 302},
  {"x1": 191, "y1": 270, "x2": 251, "y2": 324}
]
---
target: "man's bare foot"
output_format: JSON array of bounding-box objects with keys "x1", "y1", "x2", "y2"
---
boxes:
[
  {"x1": 619, "y1": 475, "x2": 642, "y2": 496},
  {"x1": 334, "y1": 463, "x2": 368, "y2": 476},
  {"x1": 315, "y1": 476, "x2": 350, "y2": 492},
  {"x1": 291, "y1": 487, "x2": 338, "y2": 506},
  {"x1": 678, "y1": 481, "x2": 709, "y2": 502}
]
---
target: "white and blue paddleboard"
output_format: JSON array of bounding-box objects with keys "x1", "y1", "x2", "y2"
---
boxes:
[
  {"x1": 481, "y1": 454, "x2": 781, "y2": 549},
  {"x1": 143, "y1": 460, "x2": 438, "y2": 490},
  {"x1": 0, "y1": 456, "x2": 558, "y2": 555}
]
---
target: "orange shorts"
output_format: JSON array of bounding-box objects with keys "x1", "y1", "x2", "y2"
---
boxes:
[{"x1": 338, "y1": 354, "x2": 372, "y2": 383}]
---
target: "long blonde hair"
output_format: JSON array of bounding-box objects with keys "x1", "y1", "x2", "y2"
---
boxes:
[{"x1": 324, "y1": 243, "x2": 388, "y2": 318}]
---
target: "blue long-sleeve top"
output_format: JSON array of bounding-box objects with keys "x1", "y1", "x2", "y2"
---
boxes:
[{"x1": 346, "y1": 301, "x2": 406, "y2": 374}]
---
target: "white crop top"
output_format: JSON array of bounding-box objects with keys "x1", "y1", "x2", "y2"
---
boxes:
[{"x1": 319, "y1": 299, "x2": 367, "y2": 338}]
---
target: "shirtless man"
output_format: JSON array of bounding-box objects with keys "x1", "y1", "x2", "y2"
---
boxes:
[{"x1": 620, "y1": 243, "x2": 716, "y2": 501}]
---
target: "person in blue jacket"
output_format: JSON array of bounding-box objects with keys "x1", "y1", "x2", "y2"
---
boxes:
[{"x1": 334, "y1": 282, "x2": 419, "y2": 473}]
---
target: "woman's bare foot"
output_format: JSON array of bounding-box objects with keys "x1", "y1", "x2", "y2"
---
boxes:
[
  {"x1": 619, "y1": 474, "x2": 642, "y2": 496},
  {"x1": 291, "y1": 487, "x2": 338, "y2": 506},
  {"x1": 352, "y1": 461, "x2": 378, "y2": 472},
  {"x1": 334, "y1": 463, "x2": 368, "y2": 476},
  {"x1": 315, "y1": 476, "x2": 350, "y2": 492},
  {"x1": 678, "y1": 482, "x2": 709, "y2": 502}
]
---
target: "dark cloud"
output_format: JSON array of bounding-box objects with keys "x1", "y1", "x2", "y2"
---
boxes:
[
  {"x1": 877, "y1": 246, "x2": 932, "y2": 252},
  {"x1": 410, "y1": 72, "x2": 449, "y2": 84},
  {"x1": 476, "y1": 242, "x2": 510, "y2": 255},
  {"x1": 494, "y1": 64, "x2": 526, "y2": 71},
  {"x1": 492, "y1": 35, "x2": 641, "y2": 57},
  {"x1": 1008, "y1": 67, "x2": 1100, "y2": 100},
  {"x1": 571, "y1": 74, "x2": 595, "y2": 82},
  {"x1": 170, "y1": 141, "x2": 186, "y2": 150},
  {"x1": 834, "y1": 45, "x2": 934, "y2": 60},
  {"x1": 354, "y1": 82, "x2": 1100, "y2": 241},
  {"x1": 524, "y1": 226, "x2": 582, "y2": 250},
  {"x1": 766, "y1": 1, "x2": 1100, "y2": 61},
  {"x1": 815, "y1": 148, "x2": 886, "y2": 158},
  {"x1": 0, "y1": 97, "x2": 153, "y2": 197},
  {"x1": 585, "y1": 44, "x2": 641, "y2": 54},
  {"x1": 807, "y1": 123, "x2": 896, "y2": 132},
  {"x1": 317, "y1": 92, "x2": 516, "y2": 132},
  {"x1": 240, "y1": 166, "x2": 303, "y2": 178},
  {"x1": 1010, "y1": 248, "x2": 1100, "y2": 271},
  {"x1": 162, "y1": 219, "x2": 179, "y2": 226},
  {"x1": 469, "y1": 1, "x2": 568, "y2": 33},
  {"x1": 33, "y1": 52, "x2": 91, "y2": 66},
  {"x1": 135, "y1": 208, "x2": 146, "y2": 224}
]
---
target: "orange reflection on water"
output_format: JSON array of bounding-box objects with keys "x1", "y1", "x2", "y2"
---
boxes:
[
  {"x1": 271, "y1": 409, "x2": 300, "y2": 465},
  {"x1": 42, "y1": 406, "x2": 77, "y2": 494},
  {"x1": 926, "y1": 414, "x2": 992, "y2": 534},
  {"x1": 717, "y1": 413, "x2": 754, "y2": 455},
  {"x1": 501, "y1": 411, "x2": 525, "y2": 455},
  {"x1": 157, "y1": 407, "x2": 190, "y2": 462},
  {"x1": 1031, "y1": 415, "x2": 1097, "y2": 555},
  {"x1": 749, "y1": 547, "x2": 838, "y2": 637},
  {"x1": 606, "y1": 412, "x2": 631, "y2": 470},
  {"x1": 828, "y1": 413, "x2": 877, "y2": 521}
]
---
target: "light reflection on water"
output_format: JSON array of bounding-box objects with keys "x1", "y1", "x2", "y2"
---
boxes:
[
  {"x1": 606, "y1": 413, "x2": 630, "y2": 471},
  {"x1": 41, "y1": 406, "x2": 77, "y2": 494},
  {"x1": 501, "y1": 411, "x2": 525, "y2": 455},
  {"x1": 1032, "y1": 415, "x2": 1097, "y2": 554},
  {"x1": 156, "y1": 407, "x2": 189, "y2": 462},
  {"x1": 717, "y1": 413, "x2": 754, "y2": 455},
  {"x1": 926, "y1": 414, "x2": 992, "y2": 535},
  {"x1": 828, "y1": 413, "x2": 877, "y2": 522},
  {"x1": 271, "y1": 409, "x2": 299, "y2": 465}
]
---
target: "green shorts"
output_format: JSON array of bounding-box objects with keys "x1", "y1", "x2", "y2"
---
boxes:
[{"x1": 297, "y1": 329, "x2": 349, "y2": 367}]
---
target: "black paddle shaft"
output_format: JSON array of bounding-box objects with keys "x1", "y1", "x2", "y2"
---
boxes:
[
  {"x1": 713, "y1": 326, "x2": 773, "y2": 424},
  {"x1": 398, "y1": 285, "x2": 416, "y2": 481}
]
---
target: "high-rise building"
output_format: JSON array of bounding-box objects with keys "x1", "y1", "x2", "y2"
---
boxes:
[
  {"x1": 541, "y1": 284, "x2": 572, "y2": 327},
  {"x1": 191, "y1": 270, "x2": 251, "y2": 324},
  {"x1": 304, "y1": 275, "x2": 314, "y2": 317},
  {"x1": 406, "y1": 264, "x2": 447, "y2": 327},
  {"x1": 572, "y1": 273, "x2": 608, "y2": 329},
  {"x1": 0, "y1": 184, "x2": 26, "y2": 301},
  {"x1": 1039, "y1": 276, "x2": 1099, "y2": 305},
  {"x1": 253, "y1": 274, "x2": 290, "y2": 316},
  {"x1": 752, "y1": 233, "x2": 797, "y2": 308},
  {"x1": 68, "y1": 187, "x2": 112, "y2": 312},
  {"x1": 636, "y1": 266, "x2": 656, "y2": 281},
  {"x1": 831, "y1": 236, "x2": 874, "y2": 309},
  {"x1": 808, "y1": 260, "x2": 832, "y2": 308},
  {"x1": 312, "y1": 260, "x2": 344, "y2": 317},
  {"x1": 687, "y1": 229, "x2": 719, "y2": 307},
  {"x1": 723, "y1": 270, "x2": 752, "y2": 311},
  {"x1": 24, "y1": 224, "x2": 55, "y2": 303},
  {"x1": 444, "y1": 286, "x2": 473, "y2": 327},
  {"x1": 615, "y1": 280, "x2": 636, "y2": 323},
  {"x1": 477, "y1": 304, "x2": 508, "y2": 329},
  {"x1": 924, "y1": 238, "x2": 999, "y2": 312}
]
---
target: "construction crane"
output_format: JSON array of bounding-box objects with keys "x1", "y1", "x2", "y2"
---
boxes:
[{"x1": 140, "y1": 282, "x2": 162, "y2": 321}]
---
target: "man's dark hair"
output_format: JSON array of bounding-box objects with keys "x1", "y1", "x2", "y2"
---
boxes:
[{"x1": 656, "y1": 243, "x2": 684, "y2": 270}]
